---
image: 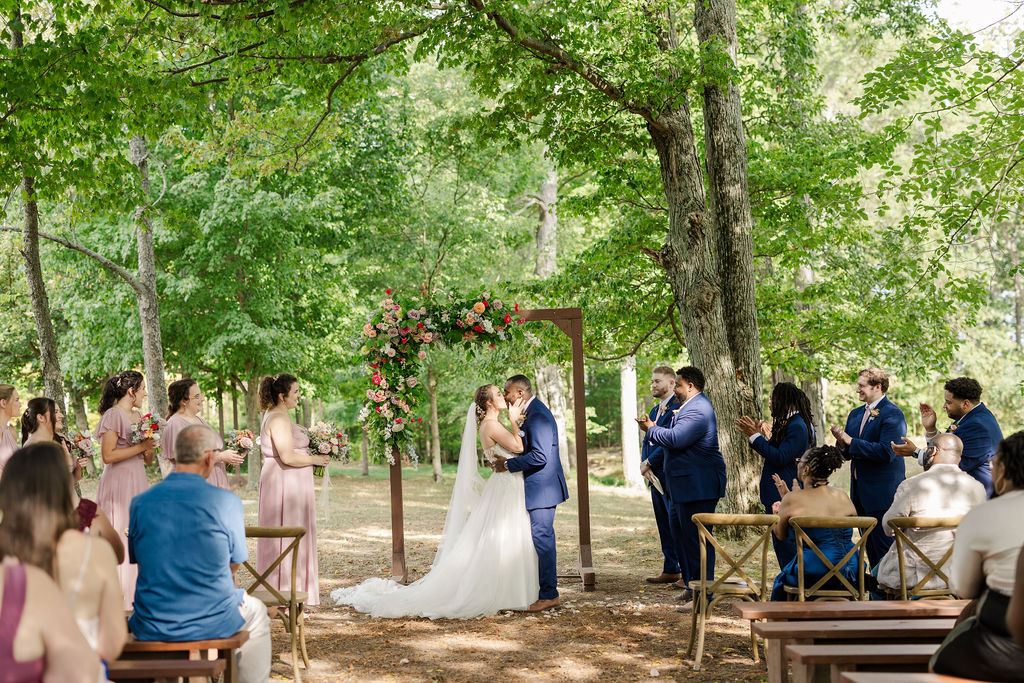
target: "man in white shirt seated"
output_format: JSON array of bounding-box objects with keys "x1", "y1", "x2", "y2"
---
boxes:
[{"x1": 875, "y1": 433, "x2": 987, "y2": 595}]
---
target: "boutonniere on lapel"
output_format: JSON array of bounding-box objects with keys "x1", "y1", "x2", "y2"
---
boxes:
[
  {"x1": 948, "y1": 420, "x2": 960, "y2": 432},
  {"x1": 868, "y1": 408, "x2": 880, "y2": 421}
]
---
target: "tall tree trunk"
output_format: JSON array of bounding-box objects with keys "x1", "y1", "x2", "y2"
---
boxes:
[
  {"x1": 647, "y1": 103, "x2": 760, "y2": 516},
  {"x1": 427, "y1": 365, "x2": 443, "y2": 483},
  {"x1": 532, "y1": 158, "x2": 572, "y2": 472},
  {"x1": 694, "y1": 0, "x2": 761, "y2": 422},
  {"x1": 802, "y1": 376, "x2": 827, "y2": 445},
  {"x1": 244, "y1": 373, "x2": 261, "y2": 490},
  {"x1": 302, "y1": 397, "x2": 313, "y2": 427},
  {"x1": 69, "y1": 388, "x2": 96, "y2": 475},
  {"x1": 620, "y1": 356, "x2": 643, "y2": 488},
  {"x1": 232, "y1": 390, "x2": 239, "y2": 430},
  {"x1": 10, "y1": 12, "x2": 65, "y2": 416},
  {"x1": 19, "y1": 174, "x2": 65, "y2": 414},
  {"x1": 128, "y1": 135, "x2": 168, "y2": 417},
  {"x1": 360, "y1": 430, "x2": 370, "y2": 476},
  {"x1": 216, "y1": 380, "x2": 225, "y2": 440}
]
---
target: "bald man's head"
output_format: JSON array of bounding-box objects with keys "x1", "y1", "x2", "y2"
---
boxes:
[{"x1": 931, "y1": 433, "x2": 963, "y2": 466}]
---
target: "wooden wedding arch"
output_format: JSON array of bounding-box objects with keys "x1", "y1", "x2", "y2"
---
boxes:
[{"x1": 385, "y1": 307, "x2": 595, "y2": 590}]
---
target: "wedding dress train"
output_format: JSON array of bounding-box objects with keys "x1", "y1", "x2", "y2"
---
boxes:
[{"x1": 330, "y1": 406, "x2": 538, "y2": 619}]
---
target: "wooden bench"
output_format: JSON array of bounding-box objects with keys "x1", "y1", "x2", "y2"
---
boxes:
[
  {"x1": 840, "y1": 674, "x2": 990, "y2": 683},
  {"x1": 734, "y1": 600, "x2": 968, "y2": 622},
  {"x1": 752, "y1": 618, "x2": 954, "y2": 683},
  {"x1": 120, "y1": 630, "x2": 249, "y2": 683},
  {"x1": 106, "y1": 658, "x2": 226, "y2": 682},
  {"x1": 786, "y1": 642, "x2": 939, "y2": 683}
]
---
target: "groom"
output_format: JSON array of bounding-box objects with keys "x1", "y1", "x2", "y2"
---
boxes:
[{"x1": 491, "y1": 374, "x2": 569, "y2": 612}]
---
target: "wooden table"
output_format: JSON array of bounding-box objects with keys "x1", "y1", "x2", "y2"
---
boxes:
[
  {"x1": 734, "y1": 600, "x2": 968, "y2": 621},
  {"x1": 786, "y1": 642, "x2": 939, "y2": 683},
  {"x1": 752, "y1": 618, "x2": 954, "y2": 683}
]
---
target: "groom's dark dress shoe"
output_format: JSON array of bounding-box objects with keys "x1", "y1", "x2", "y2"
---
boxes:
[
  {"x1": 645, "y1": 573, "x2": 682, "y2": 584},
  {"x1": 526, "y1": 597, "x2": 561, "y2": 612}
]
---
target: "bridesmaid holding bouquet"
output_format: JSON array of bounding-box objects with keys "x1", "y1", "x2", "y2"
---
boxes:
[
  {"x1": 0, "y1": 384, "x2": 22, "y2": 476},
  {"x1": 94, "y1": 370, "x2": 154, "y2": 609},
  {"x1": 162, "y1": 379, "x2": 244, "y2": 488},
  {"x1": 257, "y1": 373, "x2": 329, "y2": 606}
]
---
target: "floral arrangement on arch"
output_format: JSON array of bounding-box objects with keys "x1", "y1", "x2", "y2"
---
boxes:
[{"x1": 359, "y1": 289, "x2": 531, "y2": 465}]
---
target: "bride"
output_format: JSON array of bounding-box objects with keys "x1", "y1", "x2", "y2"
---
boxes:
[{"x1": 330, "y1": 384, "x2": 539, "y2": 618}]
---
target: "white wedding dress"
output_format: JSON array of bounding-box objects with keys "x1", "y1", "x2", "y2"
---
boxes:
[{"x1": 330, "y1": 406, "x2": 539, "y2": 619}]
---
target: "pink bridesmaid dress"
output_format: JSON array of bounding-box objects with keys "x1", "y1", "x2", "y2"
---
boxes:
[
  {"x1": 94, "y1": 408, "x2": 148, "y2": 610},
  {"x1": 256, "y1": 412, "x2": 319, "y2": 605},
  {"x1": 0, "y1": 425, "x2": 18, "y2": 478},
  {"x1": 162, "y1": 415, "x2": 230, "y2": 489}
]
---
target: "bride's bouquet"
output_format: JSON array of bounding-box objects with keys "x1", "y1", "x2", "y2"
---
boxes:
[
  {"x1": 66, "y1": 431, "x2": 94, "y2": 461},
  {"x1": 225, "y1": 428, "x2": 255, "y2": 455},
  {"x1": 130, "y1": 413, "x2": 166, "y2": 457},
  {"x1": 308, "y1": 422, "x2": 349, "y2": 477}
]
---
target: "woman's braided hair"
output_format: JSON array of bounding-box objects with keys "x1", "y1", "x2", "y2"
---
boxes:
[
  {"x1": 474, "y1": 384, "x2": 495, "y2": 425},
  {"x1": 801, "y1": 445, "x2": 845, "y2": 483}
]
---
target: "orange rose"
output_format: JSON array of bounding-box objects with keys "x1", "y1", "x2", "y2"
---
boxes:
[{"x1": 473, "y1": 301, "x2": 486, "y2": 314}]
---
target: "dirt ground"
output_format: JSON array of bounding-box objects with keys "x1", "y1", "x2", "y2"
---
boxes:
[{"x1": 87, "y1": 466, "x2": 772, "y2": 682}]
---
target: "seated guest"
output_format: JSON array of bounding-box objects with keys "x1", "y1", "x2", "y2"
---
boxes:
[
  {"x1": 893, "y1": 376, "x2": 1003, "y2": 497},
  {"x1": 736, "y1": 381, "x2": 815, "y2": 569},
  {"x1": 0, "y1": 558, "x2": 100, "y2": 683},
  {"x1": 0, "y1": 444, "x2": 126, "y2": 666},
  {"x1": 930, "y1": 431, "x2": 1024, "y2": 681},
  {"x1": 770, "y1": 445, "x2": 859, "y2": 601},
  {"x1": 128, "y1": 425, "x2": 270, "y2": 683},
  {"x1": 875, "y1": 434, "x2": 987, "y2": 596},
  {"x1": 1010, "y1": 546, "x2": 1024, "y2": 647}
]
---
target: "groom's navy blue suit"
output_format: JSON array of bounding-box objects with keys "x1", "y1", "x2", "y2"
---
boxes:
[{"x1": 505, "y1": 397, "x2": 569, "y2": 600}]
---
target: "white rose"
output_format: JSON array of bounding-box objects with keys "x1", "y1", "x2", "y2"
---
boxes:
[
  {"x1": 407, "y1": 377, "x2": 419, "y2": 388},
  {"x1": 392, "y1": 422, "x2": 404, "y2": 432}
]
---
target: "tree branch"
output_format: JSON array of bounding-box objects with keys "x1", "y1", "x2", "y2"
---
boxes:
[
  {"x1": 584, "y1": 308, "x2": 670, "y2": 361},
  {"x1": 0, "y1": 225, "x2": 142, "y2": 293}
]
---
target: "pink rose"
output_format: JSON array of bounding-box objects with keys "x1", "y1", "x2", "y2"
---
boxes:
[
  {"x1": 318, "y1": 442, "x2": 331, "y2": 454},
  {"x1": 418, "y1": 350, "x2": 427, "y2": 360},
  {"x1": 239, "y1": 437, "x2": 253, "y2": 449},
  {"x1": 386, "y1": 348, "x2": 396, "y2": 357},
  {"x1": 407, "y1": 377, "x2": 419, "y2": 388}
]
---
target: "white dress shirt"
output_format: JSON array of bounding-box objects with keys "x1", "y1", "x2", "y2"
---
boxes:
[
  {"x1": 948, "y1": 489, "x2": 1024, "y2": 597},
  {"x1": 875, "y1": 464, "x2": 987, "y2": 591}
]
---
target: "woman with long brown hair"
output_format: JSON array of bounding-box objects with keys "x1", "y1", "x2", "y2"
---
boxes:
[
  {"x1": 256, "y1": 374, "x2": 329, "y2": 606},
  {"x1": 0, "y1": 443, "x2": 122, "y2": 677},
  {"x1": 94, "y1": 371, "x2": 155, "y2": 609}
]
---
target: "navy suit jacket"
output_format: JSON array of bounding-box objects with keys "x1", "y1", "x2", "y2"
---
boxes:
[
  {"x1": 646, "y1": 393, "x2": 727, "y2": 505},
  {"x1": 505, "y1": 398, "x2": 569, "y2": 510},
  {"x1": 751, "y1": 414, "x2": 812, "y2": 510},
  {"x1": 641, "y1": 395, "x2": 682, "y2": 480},
  {"x1": 842, "y1": 396, "x2": 907, "y2": 512},
  {"x1": 950, "y1": 403, "x2": 1003, "y2": 477}
]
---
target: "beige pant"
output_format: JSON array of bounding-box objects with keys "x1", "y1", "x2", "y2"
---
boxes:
[{"x1": 157, "y1": 457, "x2": 174, "y2": 478}]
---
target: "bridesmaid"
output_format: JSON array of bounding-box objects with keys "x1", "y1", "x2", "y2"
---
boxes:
[
  {"x1": 162, "y1": 379, "x2": 243, "y2": 488},
  {"x1": 0, "y1": 384, "x2": 22, "y2": 476},
  {"x1": 94, "y1": 371, "x2": 155, "y2": 610},
  {"x1": 257, "y1": 373, "x2": 329, "y2": 606}
]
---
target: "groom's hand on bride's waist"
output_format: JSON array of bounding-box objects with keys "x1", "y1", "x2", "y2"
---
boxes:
[{"x1": 491, "y1": 455, "x2": 508, "y2": 473}]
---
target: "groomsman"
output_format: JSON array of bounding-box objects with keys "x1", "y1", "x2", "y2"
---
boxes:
[
  {"x1": 830, "y1": 367, "x2": 907, "y2": 567},
  {"x1": 638, "y1": 366, "x2": 726, "y2": 603},
  {"x1": 639, "y1": 366, "x2": 682, "y2": 585},
  {"x1": 891, "y1": 377, "x2": 1003, "y2": 497}
]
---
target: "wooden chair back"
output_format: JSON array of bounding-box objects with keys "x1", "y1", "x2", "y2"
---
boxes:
[
  {"x1": 886, "y1": 515, "x2": 963, "y2": 600},
  {"x1": 693, "y1": 513, "x2": 779, "y2": 599},
  {"x1": 241, "y1": 525, "x2": 305, "y2": 606},
  {"x1": 787, "y1": 516, "x2": 876, "y2": 601}
]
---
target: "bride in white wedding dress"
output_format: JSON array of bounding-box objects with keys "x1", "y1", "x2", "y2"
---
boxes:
[{"x1": 330, "y1": 384, "x2": 539, "y2": 619}]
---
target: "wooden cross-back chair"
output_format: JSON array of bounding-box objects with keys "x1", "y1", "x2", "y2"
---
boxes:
[
  {"x1": 885, "y1": 515, "x2": 963, "y2": 600},
  {"x1": 241, "y1": 526, "x2": 308, "y2": 682},
  {"x1": 783, "y1": 516, "x2": 876, "y2": 601},
  {"x1": 686, "y1": 513, "x2": 779, "y2": 671}
]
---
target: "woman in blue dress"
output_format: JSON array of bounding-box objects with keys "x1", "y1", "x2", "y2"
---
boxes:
[
  {"x1": 770, "y1": 445, "x2": 859, "y2": 600},
  {"x1": 736, "y1": 382, "x2": 816, "y2": 568}
]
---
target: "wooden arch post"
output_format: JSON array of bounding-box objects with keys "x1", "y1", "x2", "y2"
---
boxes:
[{"x1": 387, "y1": 307, "x2": 595, "y2": 590}]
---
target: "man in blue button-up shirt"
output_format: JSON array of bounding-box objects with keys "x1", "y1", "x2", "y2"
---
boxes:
[{"x1": 129, "y1": 425, "x2": 270, "y2": 682}]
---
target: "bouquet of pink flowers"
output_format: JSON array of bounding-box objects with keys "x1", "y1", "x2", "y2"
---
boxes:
[
  {"x1": 225, "y1": 428, "x2": 255, "y2": 454},
  {"x1": 130, "y1": 412, "x2": 166, "y2": 457},
  {"x1": 66, "y1": 431, "x2": 94, "y2": 461},
  {"x1": 307, "y1": 422, "x2": 349, "y2": 477}
]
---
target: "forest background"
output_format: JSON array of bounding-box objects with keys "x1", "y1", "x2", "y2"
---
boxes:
[{"x1": 1, "y1": 0, "x2": 1022, "y2": 513}]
